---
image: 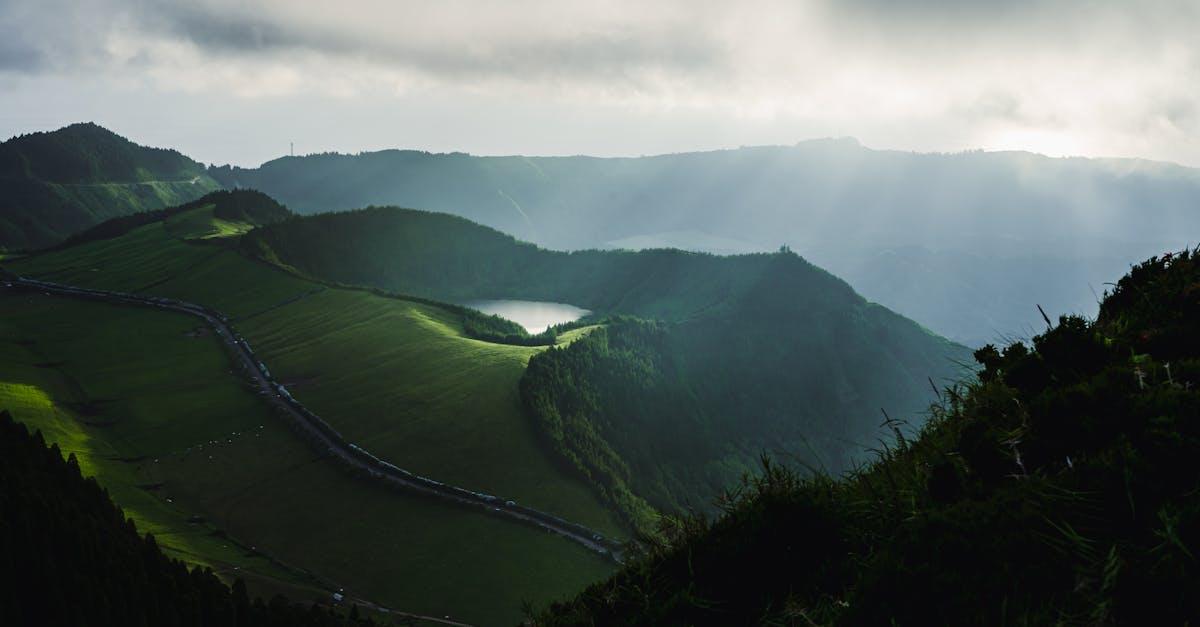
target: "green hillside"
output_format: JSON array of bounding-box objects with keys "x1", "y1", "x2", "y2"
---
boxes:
[
  {"x1": 535, "y1": 249, "x2": 1200, "y2": 625},
  {"x1": 0, "y1": 292, "x2": 311, "y2": 588},
  {"x1": 0, "y1": 123, "x2": 220, "y2": 251},
  {"x1": 244, "y1": 207, "x2": 970, "y2": 527},
  {"x1": 1, "y1": 207, "x2": 620, "y2": 623},
  {"x1": 0, "y1": 410, "x2": 379, "y2": 627},
  {"x1": 54, "y1": 188, "x2": 291, "y2": 249}
]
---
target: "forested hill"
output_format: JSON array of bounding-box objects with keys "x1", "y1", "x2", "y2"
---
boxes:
[
  {"x1": 0, "y1": 122, "x2": 205, "y2": 184},
  {"x1": 211, "y1": 142, "x2": 1200, "y2": 347},
  {"x1": 0, "y1": 410, "x2": 372, "y2": 627},
  {"x1": 244, "y1": 207, "x2": 970, "y2": 527},
  {"x1": 243, "y1": 206, "x2": 859, "y2": 321},
  {"x1": 208, "y1": 141, "x2": 1200, "y2": 255},
  {"x1": 535, "y1": 249, "x2": 1200, "y2": 625},
  {"x1": 0, "y1": 123, "x2": 219, "y2": 250}
]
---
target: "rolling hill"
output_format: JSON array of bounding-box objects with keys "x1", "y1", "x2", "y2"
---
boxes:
[
  {"x1": 1, "y1": 194, "x2": 969, "y2": 618},
  {"x1": 12, "y1": 123, "x2": 1192, "y2": 347},
  {"x1": 534, "y1": 248, "x2": 1200, "y2": 625},
  {"x1": 0, "y1": 199, "x2": 620, "y2": 624},
  {"x1": 0, "y1": 123, "x2": 220, "y2": 251},
  {"x1": 243, "y1": 207, "x2": 971, "y2": 525},
  {"x1": 210, "y1": 141, "x2": 1200, "y2": 347}
]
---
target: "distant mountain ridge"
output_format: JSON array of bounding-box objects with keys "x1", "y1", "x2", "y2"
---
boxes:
[
  {"x1": 210, "y1": 139, "x2": 1200, "y2": 254},
  {"x1": 0, "y1": 123, "x2": 219, "y2": 250},
  {"x1": 9, "y1": 122, "x2": 1197, "y2": 346}
]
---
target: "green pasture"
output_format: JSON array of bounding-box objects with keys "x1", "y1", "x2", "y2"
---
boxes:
[{"x1": 2, "y1": 211, "x2": 620, "y2": 623}]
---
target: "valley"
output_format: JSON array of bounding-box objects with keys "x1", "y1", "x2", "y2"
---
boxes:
[
  {"x1": 0, "y1": 200, "x2": 621, "y2": 624},
  {"x1": 0, "y1": 191, "x2": 968, "y2": 622},
  {"x1": 3, "y1": 4, "x2": 1197, "y2": 625},
  {"x1": 238, "y1": 206, "x2": 971, "y2": 526},
  {"x1": 4, "y1": 275, "x2": 620, "y2": 558}
]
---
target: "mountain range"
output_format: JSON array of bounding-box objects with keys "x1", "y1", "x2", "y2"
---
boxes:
[
  {"x1": 211, "y1": 140, "x2": 1200, "y2": 347},
  {"x1": 7, "y1": 124, "x2": 1198, "y2": 347}
]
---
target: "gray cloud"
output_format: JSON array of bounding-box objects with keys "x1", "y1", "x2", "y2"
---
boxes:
[
  {"x1": 0, "y1": 36, "x2": 44, "y2": 71},
  {"x1": 166, "y1": 10, "x2": 723, "y2": 82},
  {"x1": 1157, "y1": 99, "x2": 1198, "y2": 133},
  {"x1": 1, "y1": 0, "x2": 728, "y2": 86},
  {"x1": 0, "y1": 0, "x2": 1196, "y2": 167}
]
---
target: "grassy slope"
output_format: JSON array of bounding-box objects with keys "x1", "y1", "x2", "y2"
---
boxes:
[
  {"x1": 0, "y1": 293, "x2": 311, "y2": 587},
  {"x1": 0, "y1": 292, "x2": 612, "y2": 624},
  {"x1": 0, "y1": 176, "x2": 222, "y2": 252},
  {"x1": 10, "y1": 215, "x2": 621, "y2": 533},
  {"x1": 163, "y1": 204, "x2": 260, "y2": 240},
  {"x1": 232, "y1": 289, "x2": 617, "y2": 515},
  {"x1": 3, "y1": 213, "x2": 621, "y2": 623}
]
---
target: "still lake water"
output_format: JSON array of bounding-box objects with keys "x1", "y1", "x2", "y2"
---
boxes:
[{"x1": 465, "y1": 299, "x2": 591, "y2": 334}]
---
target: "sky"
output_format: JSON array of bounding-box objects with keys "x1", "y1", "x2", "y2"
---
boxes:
[{"x1": 1, "y1": 0, "x2": 1198, "y2": 168}]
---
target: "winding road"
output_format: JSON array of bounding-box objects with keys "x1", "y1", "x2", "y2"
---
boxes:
[{"x1": 1, "y1": 274, "x2": 624, "y2": 563}]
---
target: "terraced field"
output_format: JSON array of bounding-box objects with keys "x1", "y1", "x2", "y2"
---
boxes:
[{"x1": 1, "y1": 210, "x2": 621, "y2": 624}]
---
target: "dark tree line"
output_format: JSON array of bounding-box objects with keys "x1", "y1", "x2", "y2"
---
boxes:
[
  {"x1": 461, "y1": 312, "x2": 558, "y2": 346},
  {"x1": 519, "y1": 318, "x2": 669, "y2": 533},
  {"x1": 0, "y1": 410, "x2": 374, "y2": 627}
]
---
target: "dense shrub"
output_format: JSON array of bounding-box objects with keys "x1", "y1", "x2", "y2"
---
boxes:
[{"x1": 535, "y1": 248, "x2": 1200, "y2": 626}]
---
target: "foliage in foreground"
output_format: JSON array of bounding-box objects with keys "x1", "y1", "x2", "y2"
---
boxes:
[
  {"x1": 535, "y1": 248, "x2": 1200, "y2": 626},
  {"x1": 520, "y1": 292, "x2": 965, "y2": 531},
  {"x1": 0, "y1": 410, "x2": 374, "y2": 627}
]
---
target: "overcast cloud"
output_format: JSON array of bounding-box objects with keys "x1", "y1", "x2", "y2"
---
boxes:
[{"x1": 1, "y1": 0, "x2": 1197, "y2": 167}]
